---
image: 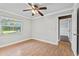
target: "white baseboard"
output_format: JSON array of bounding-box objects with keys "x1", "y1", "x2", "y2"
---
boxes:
[
  {"x1": 0, "y1": 38, "x2": 58, "y2": 48},
  {"x1": 0, "y1": 38, "x2": 31, "y2": 48},
  {"x1": 32, "y1": 38, "x2": 58, "y2": 45}
]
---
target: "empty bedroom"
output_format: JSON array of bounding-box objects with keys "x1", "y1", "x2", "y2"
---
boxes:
[{"x1": 0, "y1": 3, "x2": 78, "y2": 56}]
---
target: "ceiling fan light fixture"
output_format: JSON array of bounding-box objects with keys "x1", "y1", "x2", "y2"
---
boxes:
[{"x1": 32, "y1": 10, "x2": 36, "y2": 14}]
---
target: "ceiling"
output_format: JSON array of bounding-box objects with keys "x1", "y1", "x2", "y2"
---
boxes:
[{"x1": 0, "y1": 3, "x2": 74, "y2": 19}]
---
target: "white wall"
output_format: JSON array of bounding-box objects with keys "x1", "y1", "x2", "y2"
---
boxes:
[
  {"x1": 0, "y1": 12, "x2": 31, "y2": 46},
  {"x1": 32, "y1": 9, "x2": 73, "y2": 45},
  {"x1": 32, "y1": 15, "x2": 58, "y2": 44}
]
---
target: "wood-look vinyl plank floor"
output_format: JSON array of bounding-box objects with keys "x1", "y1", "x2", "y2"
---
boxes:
[{"x1": 0, "y1": 39, "x2": 74, "y2": 56}]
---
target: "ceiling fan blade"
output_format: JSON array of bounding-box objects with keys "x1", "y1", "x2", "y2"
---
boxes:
[
  {"x1": 34, "y1": 5, "x2": 38, "y2": 8},
  {"x1": 37, "y1": 10, "x2": 44, "y2": 16},
  {"x1": 39, "y1": 7, "x2": 47, "y2": 10},
  {"x1": 23, "y1": 9, "x2": 31, "y2": 11},
  {"x1": 28, "y1": 3, "x2": 35, "y2": 10},
  {"x1": 28, "y1": 3, "x2": 32, "y2": 6}
]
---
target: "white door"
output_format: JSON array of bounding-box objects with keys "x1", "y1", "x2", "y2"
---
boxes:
[{"x1": 71, "y1": 4, "x2": 77, "y2": 56}]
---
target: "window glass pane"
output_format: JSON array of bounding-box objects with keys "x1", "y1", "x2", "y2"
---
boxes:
[{"x1": 1, "y1": 18, "x2": 21, "y2": 34}]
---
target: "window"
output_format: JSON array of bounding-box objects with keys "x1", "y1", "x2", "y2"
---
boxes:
[{"x1": 0, "y1": 18, "x2": 21, "y2": 34}]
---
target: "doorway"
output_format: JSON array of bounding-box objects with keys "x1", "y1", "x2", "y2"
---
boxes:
[{"x1": 58, "y1": 15, "x2": 72, "y2": 41}]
